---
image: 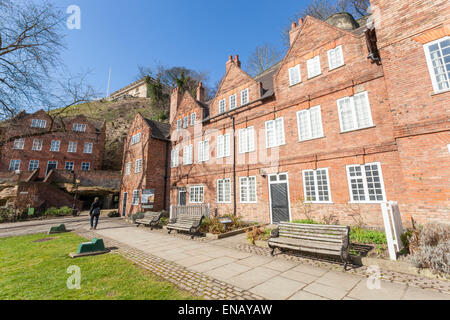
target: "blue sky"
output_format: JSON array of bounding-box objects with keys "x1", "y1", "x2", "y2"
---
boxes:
[{"x1": 56, "y1": 0, "x2": 308, "y2": 97}]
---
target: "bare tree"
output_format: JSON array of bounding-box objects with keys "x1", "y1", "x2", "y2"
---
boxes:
[
  {"x1": 245, "y1": 44, "x2": 282, "y2": 77},
  {"x1": 281, "y1": 0, "x2": 370, "y2": 48},
  {"x1": 0, "y1": 0, "x2": 65, "y2": 119}
]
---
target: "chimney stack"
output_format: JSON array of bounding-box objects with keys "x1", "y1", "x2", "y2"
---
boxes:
[
  {"x1": 226, "y1": 54, "x2": 242, "y2": 72},
  {"x1": 234, "y1": 55, "x2": 241, "y2": 68},
  {"x1": 169, "y1": 87, "x2": 181, "y2": 124},
  {"x1": 196, "y1": 82, "x2": 205, "y2": 102},
  {"x1": 289, "y1": 18, "x2": 304, "y2": 46}
]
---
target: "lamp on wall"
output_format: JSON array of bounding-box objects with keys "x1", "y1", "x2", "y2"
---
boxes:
[{"x1": 260, "y1": 169, "x2": 268, "y2": 178}]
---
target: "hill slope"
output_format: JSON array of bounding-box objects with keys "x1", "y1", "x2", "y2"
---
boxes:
[{"x1": 54, "y1": 98, "x2": 168, "y2": 171}]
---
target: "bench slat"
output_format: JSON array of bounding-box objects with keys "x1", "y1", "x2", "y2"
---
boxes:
[
  {"x1": 269, "y1": 241, "x2": 342, "y2": 256},
  {"x1": 269, "y1": 237, "x2": 343, "y2": 251},
  {"x1": 278, "y1": 232, "x2": 344, "y2": 243}
]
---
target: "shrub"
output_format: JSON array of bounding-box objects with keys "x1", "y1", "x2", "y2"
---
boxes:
[
  {"x1": 59, "y1": 206, "x2": 72, "y2": 216},
  {"x1": 0, "y1": 208, "x2": 13, "y2": 223},
  {"x1": 246, "y1": 226, "x2": 273, "y2": 245},
  {"x1": 108, "y1": 211, "x2": 120, "y2": 218},
  {"x1": 350, "y1": 227, "x2": 387, "y2": 246},
  {"x1": 409, "y1": 222, "x2": 450, "y2": 275},
  {"x1": 130, "y1": 212, "x2": 144, "y2": 223},
  {"x1": 44, "y1": 207, "x2": 59, "y2": 216},
  {"x1": 292, "y1": 219, "x2": 321, "y2": 225}
]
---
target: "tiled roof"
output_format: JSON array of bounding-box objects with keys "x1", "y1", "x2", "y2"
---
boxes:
[{"x1": 144, "y1": 118, "x2": 171, "y2": 140}]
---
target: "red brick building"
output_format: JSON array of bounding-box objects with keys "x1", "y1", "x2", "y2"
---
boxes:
[
  {"x1": 168, "y1": 1, "x2": 449, "y2": 227},
  {"x1": 0, "y1": 110, "x2": 106, "y2": 177},
  {"x1": 119, "y1": 113, "x2": 171, "y2": 216}
]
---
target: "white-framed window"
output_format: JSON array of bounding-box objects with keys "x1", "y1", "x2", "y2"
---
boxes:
[
  {"x1": 84, "y1": 142, "x2": 93, "y2": 154},
  {"x1": 81, "y1": 162, "x2": 91, "y2": 171},
  {"x1": 132, "y1": 190, "x2": 140, "y2": 205},
  {"x1": 198, "y1": 140, "x2": 210, "y2": 163},
  {"x1": 135, "y1": 159, "x2": 142, "y2": 173},
  {"x1": 217, "y1": 133, "x2": 231, "y2": 158},
  {"x1": 219, "y1": 99, "x2": 226, "y2": 114},
  {"x1": 28, "y1": 160, "x2": 39, "y2": 171},
  {"x1": 171, "y1": 148, "x2": 179, "y2": 168},
  {"x1": 240, "y1": 176, "x2": 257, "y2": 203},
  {"x1": 125, "y1": 162, "x2": 132, "y2": 175},
  {"x1": 229, "y1": 94, "x2": 237, "y2": 110},
  {"x1": 183, "y1": 116, "x2": 189, "y2": 129},
  {"x1": 31, "y1": 119, "x2": 46, "y2": 128},
  {"x1": 297, "y1": 106, "x2": 324, "y2": 141},
  {"x1": 327, "y1": 45, "x2": 344, "y2": 70},
  {"x1": 131, "y1": 133, "x2": 141, "y2": 145},
  {"x1": 424, "y1": 37, "x2": 450, "y2": 93},
  {"x1": 68, "y1": 141, "x2": 77, "y2": 153},
  {"x1": 346, "y1": 163, "x2": 386, "y2": 203},
  {"x1": 13, "y1": 138, "x2": 25, "y2": 150},
  {"x1": 177, "y1": 119, "x2": 182, "y2": 131},
  {"x1": 189, "y1": 185, "x2": 204, "y2": 204},
  {"x1": 307, "y1": 55, "x2": 321, "y2": 78},
  {"x1": 50, "y1": 140, "x2": 60, "y2": 152},
  {"x1": 73, "y1": 123, "x2": 86, "y2": 132},
  {"x1": 191, "y1": 113, "x2": 196, "y2": 126},
  {"x1": 265, "y1": 118, "x2": 285, "y2": 148},
  {"x1": 32, "y1": 139, "x2": 43, "y2": 151},
  {"x1": 288, "y1": 64, "x2": 301, "y2": 86},
  {"x1": 241, "y1": 88, "x2": 249, "y2": 105},
  {"x1": 302, "y1": 169, "x2": 332, "y2": 203},
  {"x1": 217, "y1": 179, "x2": 231, "y2": 203},
  {"x1": 9, "y1": 160, "x2": 21, "y2": 171},
  {"x1": 337, "y1": 91, "x2": 374, "y2": 133},
  {"x1": 239, "y1": 127, "x2": 255, "y2": 154},
  {"x1": 183, "y1": 145, "x2": 193, "y2": 165},
  {"x1": 65, "y1": 162, "x2": 74, "y2": 171}
]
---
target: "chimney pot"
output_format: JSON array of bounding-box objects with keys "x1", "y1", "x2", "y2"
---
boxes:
[
  {"x1": 299, "y1": 18, "x2": 304, "y2": 25},
  {"x1": 291, "y1": 21, "x2": 297, "y2": 29}
]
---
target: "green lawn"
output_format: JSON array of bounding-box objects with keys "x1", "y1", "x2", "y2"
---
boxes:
[{"x1": 0, "y1": 233, "x2": 197, "y2": 300}]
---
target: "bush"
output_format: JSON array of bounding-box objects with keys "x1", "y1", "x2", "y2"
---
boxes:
[
  {"x1": 200, "y1": 215, "x2": 246, "y2": 235},
  {"x1": 409, "y1": 222, "x2": 450, "y2": 275},
  {"x1": 130, "y1": 212, "x2": 144, "y2": 223},
  {"x1": 350, "y1": 227, "x2": 387, "y2": 246},
  {"x1": 0, "y1": 208, "x2": 13, "y2": 223},
  {"x1": 108, "y1": 211, "x2": 120, "y2": 218},
  {"x1": 59, "y1": 206, "x2": 72, "y2": 216},
  {"x1": 247, "y1": 226, "x2": 273, "y2": 245},
  {"x1": 44, "y1": 206, "x2": 72, "y2": 217}
]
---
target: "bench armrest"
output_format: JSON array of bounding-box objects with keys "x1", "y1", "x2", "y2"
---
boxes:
[{"x1": 270, "y1": 228, "x2": 280, "y2": 239}]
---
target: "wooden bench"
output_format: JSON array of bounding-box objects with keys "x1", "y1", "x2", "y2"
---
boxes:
[
  {"x1": 167, "y1": 213, "x2": 204, "y2": 239},
  {"x1": 268, "y1": 222, "x2": 351, "y2": 270},
  {"x1": 135, "y1": 212, "x2": 164, "y2": 230}
]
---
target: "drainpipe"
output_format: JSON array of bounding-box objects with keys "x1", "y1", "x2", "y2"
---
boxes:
[
  {"x1": 163, "y1": 140, "x2": 170, "y2": 211},
  {"x1": 232, "y1": 116, "x2": 237, "y2": 216}
]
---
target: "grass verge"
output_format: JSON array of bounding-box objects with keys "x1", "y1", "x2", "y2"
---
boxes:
[{"x1": 0, "y1": 233, "x2": 198, "y2": 300}]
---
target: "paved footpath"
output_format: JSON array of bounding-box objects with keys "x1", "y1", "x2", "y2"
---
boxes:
[
  {"x1": 74, "y1": 219, "x2": 449, "y2": 301},
  {"x1": 2, "y1": 217, "x2": 449, "y2": 300}
]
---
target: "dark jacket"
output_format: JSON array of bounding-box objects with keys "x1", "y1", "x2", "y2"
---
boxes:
[{"x1": 89, "y1": 201, "x2": 101, "y2": 216}]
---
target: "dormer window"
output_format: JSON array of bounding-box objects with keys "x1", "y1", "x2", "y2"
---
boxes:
[
  {"x1": 31, "y1": 119, "x2": 46, "y2": 129},
  {"x1": 229, "y1": 94, "x2": 237, "y2": 110},
  {"x1": 241, "y1": 89, "x2": 249, "y2": 105},
  {"x1": 219, "y1": 99, "x2": 226, "y2": 114},
  {"x1": 73, "y1": 123, "x2": 86, "y2": 132},
  {"x1": 307, "y1": 56, "x2": 321, "y2": 78},
  {"x1": 288, "y1": 65, "x2": 301, "y2": 86},
  {"x1": 327, "y1": 46, "x2": 344, "y2": 70}
]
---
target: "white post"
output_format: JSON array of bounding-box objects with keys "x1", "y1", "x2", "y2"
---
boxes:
[
  {"x1": 381, "y1": 201, "x2": 404, "y2": 261},
  {"x1": 170, "y1": 205, "x2": 173, "y2": 221}
]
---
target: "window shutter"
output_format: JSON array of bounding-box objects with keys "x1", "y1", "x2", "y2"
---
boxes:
[
  {"x1": 265, "y1": 121, "x2": 274, "y2": 148},
  {"x1": 310, "y1": 106, "x2": 323, "y2": 138},
  {"x1": 276, "y1": 118, "x2": 285, "y2": 146},
  {"x1": 248, "y1": 128, "x2": 255, "y2": 152},
  {"x1": 224, "y1": 134, "x2": 230, "y2": 157}
]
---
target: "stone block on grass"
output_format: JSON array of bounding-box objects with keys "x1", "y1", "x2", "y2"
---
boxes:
[{"x1": 48, "y1": 224, "x2": 67, "y2": 235}]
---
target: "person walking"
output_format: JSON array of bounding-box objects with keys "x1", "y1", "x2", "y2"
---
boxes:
[{"x1": 89, "y1": 197, "x2": 101, "y2": 230}]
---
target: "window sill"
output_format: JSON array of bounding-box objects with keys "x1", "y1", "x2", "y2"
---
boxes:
[
  {"x1": 217, "y1": 202, "x2": 232, "y2": 204},
  {"x1": 307, "y1": 73, "x2": 322, "y2": 80},
  {"x1": 340, "y1": 125, "x2": 376, "y2": 134},
  {"x1": 304, "y1": 201, "x2": 334, "y2": 204},
  {"x1": 266, "y1": 143, "x2": 286, "y2": 149},
  {"x1": 299, "y1": 136, "x2": 325, "y2": 143},
  {"x1": 328, "y1": 64, "x2": 345, "y2": 72},
  {"x1": 431, "y1": 89, "x2": 450, "y2": 97},
  {"x1": 348, "y1": 201, "x2": 385, "y2": 204},
  {"x1": 240, "y1": 202, "x2": 258, "y2": 204},
  {"x1": 289, "y1": 82, "x2": 302, "y2": 88}
]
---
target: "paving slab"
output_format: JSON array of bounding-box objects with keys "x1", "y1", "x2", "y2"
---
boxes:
[
  {"x1": 291, "y1": 264, "x2": 329, "y2": 277},
  {"x1": 264, "y1": 259, "x2": 297, "y2": 272},
  {"x1": 250, "y1": 276, "x2": 307, "y2": 300},
  {"x1": 227, "y1": 267, "x2": 280, "y2": 290},
  {"x1": 190, "y1": 257, "x2": 237, "y2": 272},
  {"x1": 236, "y1": 255, "x2": 273, "y2": 268},
  {"x1": 315, "y1": 270, "x2": 362, "y2": 291},
  {"x1": 205, "y1": 263, "x2": 252, "y2": 281},
  {"x1": 401, "y1": 286, "x2": 450, "y2": 300},
  {"x1": 303, "y1": 282, "x2": 349, "y2": 300},
  {"x1": 280, "y1": 270, "x2": 319, "y2": 284},
  {"x1": 174, "y1": 255, "x2": 214, "y2": 268},
  {"x1": 347, "y1": 280, "x2": 407, "y2": 300},
  {"x1": 288, "y1": 290, "x2": 329, "y2": 300}
]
